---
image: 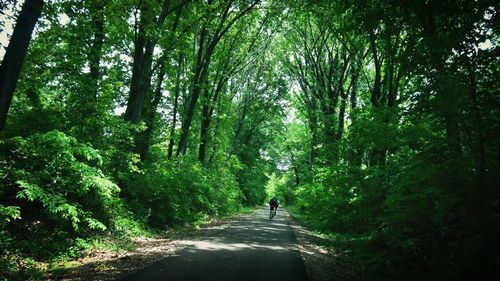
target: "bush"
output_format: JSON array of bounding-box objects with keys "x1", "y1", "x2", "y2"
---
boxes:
[
  {"x1": 124, "y1": 144, "x2": 244, "y2": 228},
  {"x1": 0, "y1": 130, "x2": 119, "y2": 233},
  {"x1": 237, "y1": 162, "x2": 268, "y2": 206}
]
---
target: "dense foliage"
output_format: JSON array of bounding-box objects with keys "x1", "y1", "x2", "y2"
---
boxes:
[
  {"x1": 1, "y1": 0, "x2": 284, "y2": 278},
  {"x1": 0, "y1": 0, "x2": 498, "y2": 280},
  {"x1": 269, "y1": 1, "x2": 499, "y2": 281}
]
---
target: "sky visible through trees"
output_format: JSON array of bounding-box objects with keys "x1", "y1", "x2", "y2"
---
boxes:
[{"x1": 0, "y1": 0, "x2": 499, "y2": 280}]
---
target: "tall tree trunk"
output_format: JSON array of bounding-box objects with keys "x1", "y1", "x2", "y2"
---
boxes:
[
  {"x1": 229, "y1": 93, "x2": 252, "y2": 159},
  {"x1": 286, "y1": 144, "x2": 300, "y2": 186},
  {"x1": 135, "y1": 4, "x2": 183, "y2": 160},
  {"x1": 350, "y1": 65, "x2": 358, "y2": 115},
  {"x1": 177, "y1": 24, "x2": 221, "y2": 157},
  {"x1": 88, "y1": 1, "x2": 105, "y2": 98},
  {"x1": 199, "y1": 76, "x2": 225, "y2": 163},
  {"x1": 0, "y1": 0, "x2": 43, "y2": 131},
  {"x1": 177, "y1": 64, "x2": 209, "y2": 156},
  {"x1": 124, "y1": 6, "x2": 148, "y2": 123},
  {"x1": 369, "y1": 29, "x2": 382, "y2": 108},
  {"x1": 386, "y1": 27, "x2": 402, "y2": 107},
  {"x1": 77, "y1": 1, "x2": 105, "y2": 143},
  {"x1": 349, "y1": 64, "x2": 362, "y2": 167},
  {"x1": 386, "y1": 52, "x2": 396, "y2": 107},
  {"x1": 167, "y1": 53, "x2": 184, "y2": 159},
  {"x1": 177, "y1": 26, "x2": 209, "y2": 156},
  {"x1": 124, "y1": 0, "x2": 171, "y2": 124},
  {"x1": 304, "y1": 95, "x2": 319, "y2": 169},
  {"x1": 423, "y1": 15, "x2": 462, "y2": 160},
  {"x1": 198, "y1": 88, "x2": 211, "y2": 163},
  {"x1": 136, "y1": 62, "x2": 166, "y2": 161},
  {"x1": 208, "y1": 95, "x2": 223, "y2": 164},
  {"x1": 310, "y1": 126, "x2": 318, "y2": 168},
  {"x1": 320, "y1": 101, "x2": 336, "y2": 148},
  {"x1": 337, "y1": 92, "x2": 347, "y2": 140},
  {"x1": 177, "y1": 0, "x2": 258, "y2": 156}
]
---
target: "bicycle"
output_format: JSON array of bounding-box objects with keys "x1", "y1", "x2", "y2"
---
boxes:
[{"x1": 269, "y1": 206, "x2": 277, "y2": 220}]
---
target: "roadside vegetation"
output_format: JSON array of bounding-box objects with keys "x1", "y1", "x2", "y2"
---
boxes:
[{"x1": 1, "y1": 0, "x2": 498, "y2": 280}]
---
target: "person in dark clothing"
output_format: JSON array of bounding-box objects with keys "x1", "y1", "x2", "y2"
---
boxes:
[{"x1": 269, "y1": 197, "x2": 279, "y2": 219}]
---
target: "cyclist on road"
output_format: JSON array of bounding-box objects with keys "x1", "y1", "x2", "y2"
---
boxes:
[{"x1": 269, "y1": 197, "x2": 279, "y2": 219}]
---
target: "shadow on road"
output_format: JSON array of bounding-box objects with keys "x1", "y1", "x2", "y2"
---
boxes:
[{"x1": 120, "y1": 206, "x2": 308, "y2": 281}]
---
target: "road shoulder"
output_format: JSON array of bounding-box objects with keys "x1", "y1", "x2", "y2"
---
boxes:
[
  {"x1": 42, "y1": 211, "x2": 252, "y2": 281},
  {"x1": 285, "y1": 211, "x2": 361, "y2": 281}
]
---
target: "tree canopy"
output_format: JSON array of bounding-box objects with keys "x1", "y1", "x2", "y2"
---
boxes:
[{"x1": 0, "y1": 0, "x2": 498, "y2": 280}]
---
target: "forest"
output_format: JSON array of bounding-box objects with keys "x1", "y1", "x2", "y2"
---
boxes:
[{"x1": 0, "y1": 0, "x2": 498, "y2": 280}]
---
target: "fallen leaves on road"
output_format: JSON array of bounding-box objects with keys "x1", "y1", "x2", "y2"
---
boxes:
[
  {"x1": 42, "y1": 215, "x2": 240, "y2": 281},
  {"x1": 286, "y1": 212, "x2": 362, "y2": 281}
]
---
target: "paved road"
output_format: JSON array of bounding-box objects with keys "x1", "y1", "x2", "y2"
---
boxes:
[{"x1": 120, "y1": 206, "x2": 308, "y2": 281}]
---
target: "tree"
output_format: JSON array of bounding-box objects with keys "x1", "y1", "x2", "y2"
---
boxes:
[
  {"x1": 1, "y1": 1, "x2": 498, "y2": 279},
  {"x1": 0, "y1": 0, "x2": 43, "y2": 131},
  {"x1": 176, "y1": 0, "x2": 260, "y2": 156}
]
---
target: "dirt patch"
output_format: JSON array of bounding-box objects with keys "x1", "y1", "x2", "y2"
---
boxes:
[
  {"x1": 42, "y1": 237, "x2": 180, "y2": 281},
  {"x1": 285, "y1": 211, "x2": 362, "y2": 281},
  {"x1": 41, "y1": 214, "x2": 244, "y2": 281}
]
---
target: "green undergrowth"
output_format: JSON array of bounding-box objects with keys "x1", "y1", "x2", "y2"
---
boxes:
[
  {"x1": 287, "y1": 206, "x2": 372, "y2": 277},
  {"x1": 289, "y1": 202, "x2": 500, "y2": 281},
  {"x1": 1, "y1": 205, "x2": 253, "y2": 281},
  {"x1": 1, "y1": 129, "x2": 269, "y2": 280}
]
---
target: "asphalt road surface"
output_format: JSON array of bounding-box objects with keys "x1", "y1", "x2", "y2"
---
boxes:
[{"x1": 120, "y1": 206, "x2": 308, "y2": 281}]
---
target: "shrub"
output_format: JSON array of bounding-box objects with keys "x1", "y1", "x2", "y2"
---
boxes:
[
  {"x1": 124, "y1": 144, "x2": 244, "y2": 228},
  {"x1": 0, "y1": 130, "x2": 119, "y2": 233}
]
